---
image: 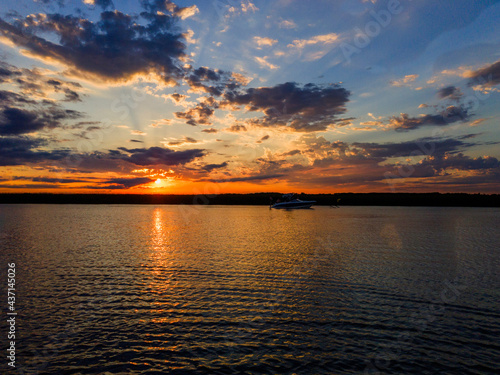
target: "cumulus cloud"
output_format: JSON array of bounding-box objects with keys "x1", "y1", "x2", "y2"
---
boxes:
[
  {"x1": 389, "y1": 106, "x2": 469, "y2": 131},
  {"x1": 0, "y1": 61, "x2": 85, "y2": 136},
  {"x1": 0, "y1": 61, "x2": 82, "y2": 102},
  {"x1": 115, "y1": 146, "x2": 204, "y2": 166},
  {"x1": 174, "y1": 102, "x2": 216, "y2": 126},
  {"x1": 184, "y1": 66, "x2": 241, "y2": 96},
  {"x1": 227, "y1": 1, "x2": 259, "y2": 16},
  {"x1": 0, "y1": 6, "x2": 188, "y2": 85},
  {"x1": 0, "y1": 136, "x2": 70, "y2": 166},
  {"x1": 0, "y1": 106, "x2": 82, "y2": 135},
  {"x1": 222, "y1": 82, "x2": 351, "y2": 132},
  {"x1": 226, "y1": 124, "x2": 247, "y2": 132}
]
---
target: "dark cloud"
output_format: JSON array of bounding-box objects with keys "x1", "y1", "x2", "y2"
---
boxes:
[
  {"x1": 0, "y1": 90, "x2": 36, "y2": 105},
  {"x1": 87, "y1": 0, "x2": 115, "y2": 10},
  {"x1": 226, "y1": 124, "x2": 247, "y2": 132},
  {"x1": 467, "y1": 60, "x2": 500, "y2": 87},
  {"x1": 0, "y1": 60, "x2": 86, "y2": 136},
  {"x1": 0, "y1": 61, "x2": 82, "y2": 102},
  {"x1": 169, "y1": 93, "x2": 187, "y2": 102},
  {"x1": 0, "y1": 136, "x2": 70, "y2": 166},
  {"x1": 437, "y1": 86, "x2": 463, "y2": 100},
  {"x1": 115, "y1": 146, "x2": 204, "y2": 166},
  {"x1": 280, "y1": 149, "x2": 301, "y2": 157},
  {"x1": 184, "y1": 66, "x2": 240, "y2": 96},
  {"x1": 390, "y1": 106, "x2": 468, "y2": 131},
  {"x1": 204, "y1": 173, "x2": 284, "y2": 183},
  {"x1": 101, "y1": 177, "x2": 153, "y2": 188},
  {"x1": 417, "y1": 152, "x2": 500, "y2": 172},
  {"x1": 0, "y1": 106, "x2": 83, "y2": 135},
  {"x1": 174, "y1": 102, "x2": 215, "y2": 126},
  {"x1": 352, "y1": 136, "x2": 474, "y2": 158},
  {"x1": 166, "y1": 136, "x2": 198, "y2": 146},
  {"x1": 0, "y1": 7, "x2": 187, "y2": 85},
  {"x1": 201, "y1": 161, "x2": 228, "y2": 172},
  {"x1": 201, "y1": 128, "x2": 218, "y2": 134},
  {"x1": 222, "y1": 82, "x2": 350, "y2": 132},
  {"x1": 256, "y1": 134, "x2": 270, "y2": 143},
  {"x1": 0, "y1": 62, "x2": 21, "y2": 82},
  {"x1": 31, "y1": 176, "x2": 87, "y2": 183}
]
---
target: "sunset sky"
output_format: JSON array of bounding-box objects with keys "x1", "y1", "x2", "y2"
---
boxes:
[{"x1": 1, "y1": 0, "x2": 499, "y2": 194}]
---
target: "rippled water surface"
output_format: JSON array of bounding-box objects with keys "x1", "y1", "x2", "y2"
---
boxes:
[{"x1": 1, "y1": 205, "x2": 499, "y2": 374}]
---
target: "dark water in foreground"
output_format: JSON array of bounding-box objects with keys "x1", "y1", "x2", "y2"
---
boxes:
[{"x1": 0, "y1": 205, "x2": 499, "y2": 374}]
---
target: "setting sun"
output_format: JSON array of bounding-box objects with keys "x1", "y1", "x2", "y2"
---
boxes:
[{"x1": 155, "y1": 179, "x2": 162, "y2": 185}]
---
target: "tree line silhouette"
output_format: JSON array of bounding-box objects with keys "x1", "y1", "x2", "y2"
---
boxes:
[{"x1": 0, "y1": 192, "x2": 499, "y2": 207}]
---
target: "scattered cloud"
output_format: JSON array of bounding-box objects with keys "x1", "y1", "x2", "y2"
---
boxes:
[
  {"x1": 165, "y1": 136, "x2": 199, "y2": 146},
  {"x1": 390, "y1": 74, "x2": 419, "y2": 87},
  {"x1": 226, "y1": 124, "x2": 247, "y2": 132},
  {"x1": 227, "y1": 1, "x2": 259, "y2": 17},
  {"x1": 470, "y1": 118, "x2": 487, "y2": 126},
  {"x1": 83, "y1": 0, "x2": 114, "y2": 10},
  {"x1": 131, "y1": 130, "x2": 146, "y2": 136},
  {"x1": 286, "y1": 33, "x2": 341, "y2": 61},
  {"x1": 287, "y1": 33, "x2": 340, "y2": 50},
  {"x1": 254, "y1": 56, "x2": 279, "y2": 70},
  {"x1": 278, "y1": 19, "x2": 296, "y2": 29},
  {"x1": 184, "y1": 66, "x2": 241, "y2": 96},
  {"x1": 253, "y1": 36, "x2": 277, "y2": 47},
  {"x1": 175, "y1": 101, "x2": 216, "y2": 126}
]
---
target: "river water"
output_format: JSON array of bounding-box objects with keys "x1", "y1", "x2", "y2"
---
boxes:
[{"x1": 0, "y1": 205, "x2": 499, "y2": 374}]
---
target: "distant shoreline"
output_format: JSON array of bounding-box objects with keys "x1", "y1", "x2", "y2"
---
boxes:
[{"x1": 0, "y1": 193, "x2": 499, "y2": 207}]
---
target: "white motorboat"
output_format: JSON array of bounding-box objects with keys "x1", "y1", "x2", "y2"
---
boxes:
[{"x1": 271, "y1": 193, "x2": 316, "y2": 209}]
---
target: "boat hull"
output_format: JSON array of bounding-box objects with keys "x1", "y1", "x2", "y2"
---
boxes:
[{"x1": 271, "y1": 200, "x2": 316, "y2": 209}]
